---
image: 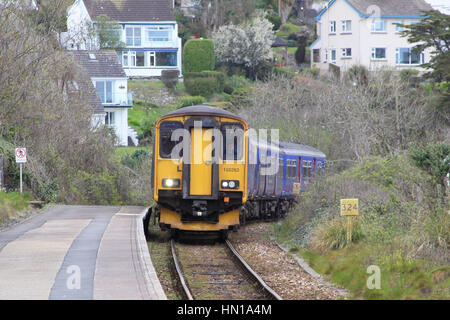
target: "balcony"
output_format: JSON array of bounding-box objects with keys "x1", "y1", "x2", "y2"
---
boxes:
[{"x1": 99, "y1": 92, "x2": 133, "y2": 107}]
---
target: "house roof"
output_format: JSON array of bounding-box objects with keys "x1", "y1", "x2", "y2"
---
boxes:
[
  {"x1": 271, "y1": 37, "x2": 289, "y2": 47},
  {"x1": 83, "y1": 0, "x2": 175, "y2": 22},
  {"x1": 316, "y1": 0, "x2": 433, "y2": 21},
  {"x1": 70, "y1": 50, "x2": 126, "y2": 78},
  {"x1": 66, "y1": 59, "x2": 105, "y2": 115}
]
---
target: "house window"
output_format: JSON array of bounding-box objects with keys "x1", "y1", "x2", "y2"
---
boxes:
[
  {"x1": 341, "y1": 20, "x2": 351, "y2": 33},
  {"x1": 126, "y1": 27, "x2": 141, "y2": 46},
  {"x1": 324, "y1": 49, "x2": 328, "y2": 62},
  {"x1": 394, "y1": 20, "x2": 404, "y2": 32},
  {"x1": 96, "y1": 80, "x2": 113, "y2": 104},
  {"x1": 313, "y1": 49, "x2": 321, "y2": 63},
  {"x1": 396, "y1": 48, "x2": 424, "y2": 65},
  {"x1": 155, "y1": 52, "x2": 177, "y2": 67},
  {"x1": 329, "y1": 21, "x2": 336, "y2": 33},
  {"x1": 105, "y1": 111, "x2": 115, "y2": 126},
  {"x1": 149, "y1": 51, "x2": 156, "y2": 67},
  {"x1": 146, "y1": 26, "x2": 172, "y2": 41},
  {"x1": 136, "y1": 51, "x2": 145, "y2": 66},
  {"x1": 371, "y1": 48, "x2": 386, "y2": 60},
  {"x1": 330, "y1": 49, "x2": 336, "y2": 63},
  {"x1": 122, "y1": 51, "x2": 136, "y2": 67},
  {"x1": 371, "y1": 19, "x2": 386, "y2": 32},
  {"x1": 341, "y1": 48, "x2": 352, "y2": 58}
]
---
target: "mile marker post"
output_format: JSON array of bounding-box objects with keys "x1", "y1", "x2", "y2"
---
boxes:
[
  {"x1": 15, "y1": 147, "x2": 27, "y2": 193},
  {"x1": 340, "y1": 198, "x2": 359, "y2": 243}
]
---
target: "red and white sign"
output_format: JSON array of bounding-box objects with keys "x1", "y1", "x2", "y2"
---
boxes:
[{"x1": 15, "y1": 148, "x2": 27, "y2": 163}]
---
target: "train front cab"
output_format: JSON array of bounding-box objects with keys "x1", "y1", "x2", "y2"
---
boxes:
[{"x1": 152, "y1": 109, "x2": 248, "y2": 233}]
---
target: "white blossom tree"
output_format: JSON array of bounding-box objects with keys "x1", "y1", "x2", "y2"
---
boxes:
[{"x1": 212, "y1": 14, "x2": 274, "y2": 73}]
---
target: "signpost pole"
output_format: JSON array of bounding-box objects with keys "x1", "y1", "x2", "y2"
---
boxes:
[{"x1": 20, "y1": 163, "x2": 23, "y2": 194}]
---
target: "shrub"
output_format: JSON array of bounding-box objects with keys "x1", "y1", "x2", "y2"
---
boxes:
[
  {"x1": 161, "y1": 69, "x2": 180, "y2": 89},
  {"x1": 182, "y1": 39, "x2": 215, "y2": 73},
  {"x1": 231, "y1": 87, "x2": 253, "y2": 106},
  {"x1": 184, "y1": 77, "x2": 217, "y2": 98},
  {"x1": 121, "y1": 150, "x2": 150, "y2": 170},
  {"x1": 137, "y1": 118, "x2": 154, "y2": 145},
  {"x1": 295, "y1": 45, "x2": 306, "y2": 64},
  {"x1": 226, "y1": 75, "x2": 251, "y2": 90},
  {"x1": 176, "y1": 96, "x2": 206, "y2": 108},
  {"x1": 184, "y1": 71, "x2": 226, "y2": 97},
  {"x1": 267, "y1": 15, "x2": 281, "y2": 31},
  {"x1": 346, "y1": 65, "x2": 369, "y2": 86},
  {"x1": 400, "y1": 69, "x2": 420, "y2": 83}
]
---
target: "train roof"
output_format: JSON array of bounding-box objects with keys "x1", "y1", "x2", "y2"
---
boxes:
[
  {"x1": 249, "y1": 137, "x2": 326, "y2": 159},
  {"x1": 161, "y1": 104, "x2": 245, "y2": 122},
  {"x1": 279, "y1": 141, "x2": 326, "y2": 158}
]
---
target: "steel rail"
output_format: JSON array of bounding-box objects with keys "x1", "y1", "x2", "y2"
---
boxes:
[
  {"x1": 225, "y1": 239, "x2": 283, "y2": 300},
  {"x1": 170, "y1": 239, "x2": 194, "y2": 300}
]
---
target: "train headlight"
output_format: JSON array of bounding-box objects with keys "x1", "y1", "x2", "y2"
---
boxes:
[
  {"x1": 162, "y1": 178, "x2": 180, "y2": 188},
  {"x1": 221, "y1": 180, "x2": 239, "y2": 189}
]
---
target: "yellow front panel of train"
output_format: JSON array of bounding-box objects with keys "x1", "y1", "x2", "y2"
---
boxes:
[{"x1": 190, "y1": 127, "x2": 213, "y2": 195}]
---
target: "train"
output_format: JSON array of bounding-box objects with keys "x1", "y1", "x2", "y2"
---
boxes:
[{"x1": 149, "y1": 105, "x2": 326, "y2": 238}]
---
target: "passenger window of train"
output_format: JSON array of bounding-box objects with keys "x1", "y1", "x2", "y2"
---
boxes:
[
  {"x1": 159, "y1": 121, "x2": 184, "y2": 159},
  {"x1": 303, "y1": 160, "x2": 313, "y2": 178},
  {"x1": 222, "y1": 123, "x2": 244, "y2": 160},
  {"x1": 287, "y1": 160, "x2": 297, "y2": 178}
]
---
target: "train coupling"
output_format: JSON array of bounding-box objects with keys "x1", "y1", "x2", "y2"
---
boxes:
[{"x1": 192, "y1": 200, "x2": 207, "y2": 217}]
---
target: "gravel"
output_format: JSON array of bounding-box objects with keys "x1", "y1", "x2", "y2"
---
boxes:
[{"x1": 229, "y1": 222, "x2": 348, "y2": 300}]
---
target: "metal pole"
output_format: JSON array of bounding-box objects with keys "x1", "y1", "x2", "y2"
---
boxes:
[{"x1": 20, "y1": 163, "x2": 23, "y2": 193}]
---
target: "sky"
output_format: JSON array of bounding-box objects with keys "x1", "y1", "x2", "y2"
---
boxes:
[{"x1": 423, "y1": 0, "x2": 450, "y2": 14}]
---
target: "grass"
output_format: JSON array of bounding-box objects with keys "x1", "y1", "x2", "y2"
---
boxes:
[
  {"x1": 112, "y1": 146, "x2": 151, "y2": 163},
  {"x1": 273, "y1": 155, "x2": 450, "y2": 300},
  {"x1": 275, "y1": 22, "x2": 301, "y2": 37},
  {"x1": 128, "y1": 102, "x2": 176, "y2": 134},
  {"x1": 0, "y1": 191, "x2": 32, "y2": 224},
  {"x1": 293, "y1": 244, "x2": 450, "y2": 299}
]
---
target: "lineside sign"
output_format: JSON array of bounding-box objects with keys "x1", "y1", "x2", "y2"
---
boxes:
[
  {"x1": 15, "y1": 148, "x2": 27, "y2": 163},
  {"x1": 340, "y1": 198, "x2": 359, "y2": 216}
]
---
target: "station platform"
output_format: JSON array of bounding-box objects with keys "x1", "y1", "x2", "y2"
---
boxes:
[{"x1": 0, "y1": 205, "x2": 167, "y2": 300}]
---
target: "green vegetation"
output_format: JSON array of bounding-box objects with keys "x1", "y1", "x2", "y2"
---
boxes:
[
  {"x1": 275, "y1": 22, "x2": 300, "y2": 38},
  {"x1": 274, "y1": 155, "x2": 450, "y2": 299},
  {"x1": 184, "y1": 71, "x2": 226, "y2": 98},
  {"x1": 176, "y1": 96, "x2": 206, "y2": 109},
  {"x1": 0, "y1": 192, "x2": 32, "y2": 224},
  {"x1": 182, "y1": 39, "x2": 215, "y2": 73}
]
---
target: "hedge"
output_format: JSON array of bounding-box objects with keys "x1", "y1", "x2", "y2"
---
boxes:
[
  {"x1": 184, "y1": 71, "x2": 225, "y2": 97},
  {"x1": 182, "y1": 39, "x2": 215, "y2": 73}
]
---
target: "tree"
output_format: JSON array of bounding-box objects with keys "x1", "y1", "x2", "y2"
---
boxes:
[
  {"x1": 278, "y1": 0, "x2": 295, "y2": 24},
  {"x1": 410, "y1": 143, "x2": 450, "y2": 202},
  {"x1": 400, "y1": 10, "x2": 450, "y2": 83},
  {"x1": 213, "y1": 14, "x2": 274, "y2": 75},
  {"x1": 94, "y1": 14, "x2": 125, "y2": 49}
]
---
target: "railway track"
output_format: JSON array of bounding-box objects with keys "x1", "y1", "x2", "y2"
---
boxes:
[{"x1": 170, "y1": 238, "x2": 282, "y2": 300}]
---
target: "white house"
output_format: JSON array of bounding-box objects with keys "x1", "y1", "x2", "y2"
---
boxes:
[
  {"x1": 310, "y1": 0, "x2": 434, "y2": 73},
  {"x1": 66, "y1": 0, "x2": 182, "y2": 78},
  {"x1": 71, "y1": 50, "x2": 134, "y2": 146}
]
